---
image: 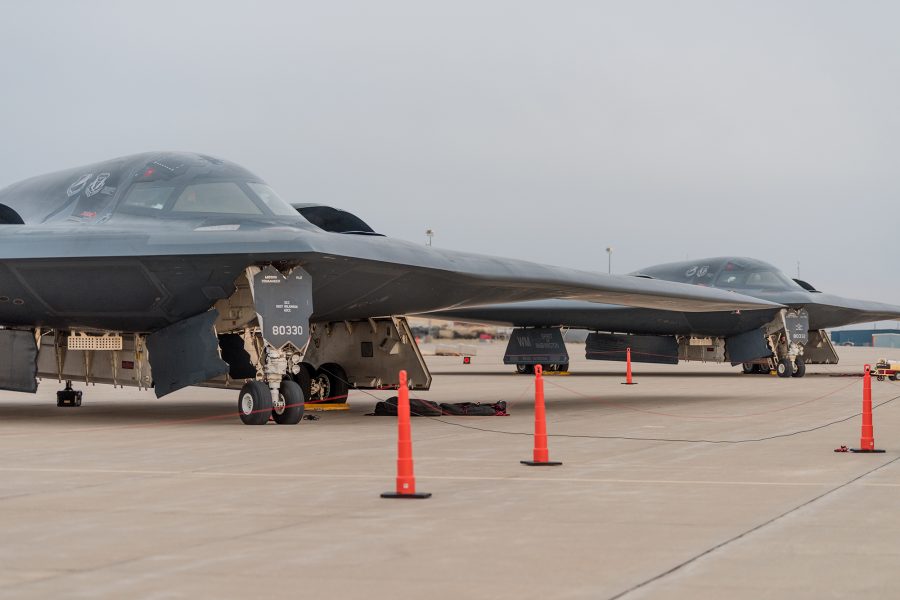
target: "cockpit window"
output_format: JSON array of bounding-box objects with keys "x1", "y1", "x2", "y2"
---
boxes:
[
  {"x1": 171, "y1": 182, "x2": 262, "y2": 215},
  {"x1": 122, "y1": 184, "x2": 175, "y2": 211},
  {"x1": 247, "y1": 182, "x2": 298, "y2": 217},
  {"x1": 715, "y1": 268, "x2": 796, "y2": 290},
  {"x1": 640, "y1": 262, "x2": 719, "y2": 286}
]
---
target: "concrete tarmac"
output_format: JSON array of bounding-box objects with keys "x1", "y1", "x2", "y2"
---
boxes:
[{"x1": 0, "y1": 344, "x2": 899, "y2": 599}]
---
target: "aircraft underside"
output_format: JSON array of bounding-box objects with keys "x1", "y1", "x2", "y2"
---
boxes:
[
  {"x1": 0, "y1": 265, "x2": 434, "y2": 424},
  {"x1": 503, "y1": 307, "x2": 841, "y2": 378}
]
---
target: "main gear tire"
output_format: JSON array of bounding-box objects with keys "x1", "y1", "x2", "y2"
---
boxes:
[{"x1": 310, "y1": 363, "x2": 350, "y2": 403}]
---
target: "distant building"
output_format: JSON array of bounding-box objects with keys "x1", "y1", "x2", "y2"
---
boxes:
[{"x1": 831, "y1": 329, "x2": 900, "y2": 347}]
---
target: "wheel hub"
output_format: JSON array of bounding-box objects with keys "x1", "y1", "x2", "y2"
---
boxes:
[
  {"x1": 273, "y1": 392, "x2": 286, "y2": 415},
  {"x1": 311, "y1": 375, "x2": 330, "y2": 401},
  {"x1": 240, "y1": 393, "x2": 254, "y2": 415}
]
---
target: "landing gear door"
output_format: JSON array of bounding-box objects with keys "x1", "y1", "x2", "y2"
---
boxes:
[
  {"x1": 503, "y1": 328, "x2": 569, "y2": 366},
  {"x1": 248, "y1": 266, "x2": 314, "y2": 351},
  {"x1": 784, "y1": 309, "x2": 810, "y2": 345}
]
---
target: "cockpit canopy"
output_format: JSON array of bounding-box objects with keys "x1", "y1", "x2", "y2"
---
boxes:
[
  {"x1": 0, "y1": 152, "x2": 306, "y2": 226},
  {"x1": 633, "y1": 257, "x2": 804, "y2": 292}
]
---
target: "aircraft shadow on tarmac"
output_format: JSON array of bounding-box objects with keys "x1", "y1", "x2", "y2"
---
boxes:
[
  {"x1": 0, "y1": 390, "x2": 779, "y2": 427},
  {"x1": 436, "y1": 370, "x2": 747, "y2": 378},
  {"x1": 0, "y1": 402, "x2": 253, "y2": 428},
  {"x1": 432, "y1": 369, "x2": 847, "y2": 379}
]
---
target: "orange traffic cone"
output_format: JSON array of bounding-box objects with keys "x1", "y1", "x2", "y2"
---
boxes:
[
  {"x1": 851, "y1": 364, "x2": 885, "y2": 453},
  {"x1": 521, "y1": 364, "x2": 562, "y2": 466},
  {"x1": 382, "y1": 370, "x2": 432, "y2": 498},
  {"x1": 621, "y1": 347, "x2": 637, "y2": 385}
]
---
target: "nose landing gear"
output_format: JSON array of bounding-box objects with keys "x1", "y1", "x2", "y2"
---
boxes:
[{"x1": 776, "y1": 358, "x2": 794, "y2": 378}]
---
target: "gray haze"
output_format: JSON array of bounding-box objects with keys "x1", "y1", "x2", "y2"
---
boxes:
[{"x1": 1, "y1": 1, "x2": 898, "y2": 317}]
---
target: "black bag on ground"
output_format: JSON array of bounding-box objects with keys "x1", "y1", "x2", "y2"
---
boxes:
[
  {"x1": 440, "y1": 401, "x2": 507, "y2": 416},
  {"x1": 373, "y1": 396, "x2": 442, "y2": 417}
]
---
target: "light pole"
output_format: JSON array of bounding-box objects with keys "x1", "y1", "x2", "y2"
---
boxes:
[
  {"x1": 425, "y1": 228, "x2": 435, "y2": 337},
  {"x1": 605, "y1": 247, "x2": 612, "y2": 274}
]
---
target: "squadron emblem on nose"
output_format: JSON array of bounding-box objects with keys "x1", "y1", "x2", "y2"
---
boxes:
[
  {"x1": 84, "y1": 173, "x2": 111, "y2": 197},
  {"x1": 66, "y1": 173, "x2": 93, "y2": 197}
]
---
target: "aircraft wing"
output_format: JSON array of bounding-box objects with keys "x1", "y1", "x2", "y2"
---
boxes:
[
  {"x1": 0, "y1": 225, "x2": 782, "y2": 331},
  {"x1": 420, "y1": 298, "x2": 782, "y2": 337},
  {"x1": 799, "y1": 293, "x2": 900, "y2": 329}
]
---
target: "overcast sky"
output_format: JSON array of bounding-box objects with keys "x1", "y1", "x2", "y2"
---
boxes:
[{"x1": 1, "y1": 1, "x2": 898, "y2": 310}]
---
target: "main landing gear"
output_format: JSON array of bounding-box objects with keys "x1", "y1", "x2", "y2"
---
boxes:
[
  {"x1": 306, "y1": 363, "x2": 349, "y2": 403},
  {"x1": 57, "y1": 380, "x2": 82, "y2": 407}
]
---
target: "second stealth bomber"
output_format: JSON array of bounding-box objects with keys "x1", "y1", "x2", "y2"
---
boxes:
[{"x1": 427, "y1": 257, "x2": 900, "y2": 377}]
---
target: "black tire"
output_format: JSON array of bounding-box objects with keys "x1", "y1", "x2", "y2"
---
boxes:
[
  {"x1": 273, "y1": 379, "x2": 306, "y2": 425},
  {"x1": 292, "y1": 367, "x2": 312, "y2": 399},
  {"x1": 776, "y1": 358, "x2": 793, "y2": 378},
  {"x1": 309, "y1": 363, "x2": 350, "y2": 403},
  {"x1": 515, "y1": 364, "x2": 534, "y2": 375},
  {"x1": 792, "y1": 357, "x2": 806, "y2": 378},
  {"x1": 238, "y1": 381, "x2": 273, "y2": 425},
  {"x1": 558, "y1": 363, "x2": 569, "y2": 372},
  {"x1": 741, "y1": 363, "x2": 755, "y2": 374}
]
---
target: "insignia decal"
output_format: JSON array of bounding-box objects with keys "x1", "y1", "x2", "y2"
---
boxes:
[
  {"x1": 84, "y1": 173, "x2": 111, "y2": 197},
  {"x1": 66, "y1": 173, "x2": 93, "y2": 197}
]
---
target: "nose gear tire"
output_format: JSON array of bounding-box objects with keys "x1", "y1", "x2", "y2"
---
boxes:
[
  {"x1": 273, "y1": 379, "x2": 306, "y2": 424},
  {"x1": 239, "y1": 380, "x2": 273, "y2": 425},
  {"x1": 776, "y1": 358, "x2": 793, "y2": 378}
]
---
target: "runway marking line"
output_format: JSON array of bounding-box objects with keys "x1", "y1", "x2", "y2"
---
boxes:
[{"x1": 0, "y1": 466, "x2": 870, "y2": 487}]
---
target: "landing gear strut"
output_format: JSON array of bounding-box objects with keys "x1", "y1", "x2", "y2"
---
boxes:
[{"x1": 57, "y1": 380, "x2": 82, "y2": 407}]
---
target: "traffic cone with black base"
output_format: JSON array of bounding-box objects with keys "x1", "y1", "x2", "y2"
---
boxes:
[
  {"x1": 522, "y1": 365, "x2": 562, "y2": 466},
  {"x1": 851, "y1": 364, "x2": 885, "y2": 453},
  {"x1": 382, "y1": 370, "x2": 432, "y2": 498},
  {"x1": 621, "y1": 347, "x2": 637, "y2": 385}
]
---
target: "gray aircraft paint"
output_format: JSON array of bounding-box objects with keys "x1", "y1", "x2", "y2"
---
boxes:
[
  {"x1": 0, "y1": 153, "x2": 780, "y2": 339},
  {"x1": 426, "y1": 257, "x2": 900, "y2": 336}
]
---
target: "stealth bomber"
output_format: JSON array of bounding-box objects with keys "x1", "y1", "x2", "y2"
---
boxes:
[
  {"x1": 0, "y1": 153, "x2": 779, "y2": 423},
  {"x1": 428, "y1": 257, "x2": 900, "y2": 377}
]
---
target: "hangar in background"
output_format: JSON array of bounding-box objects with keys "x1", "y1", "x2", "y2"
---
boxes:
[{"x1": 831, "y1": 329, "x2": 900, "y2": 347}]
